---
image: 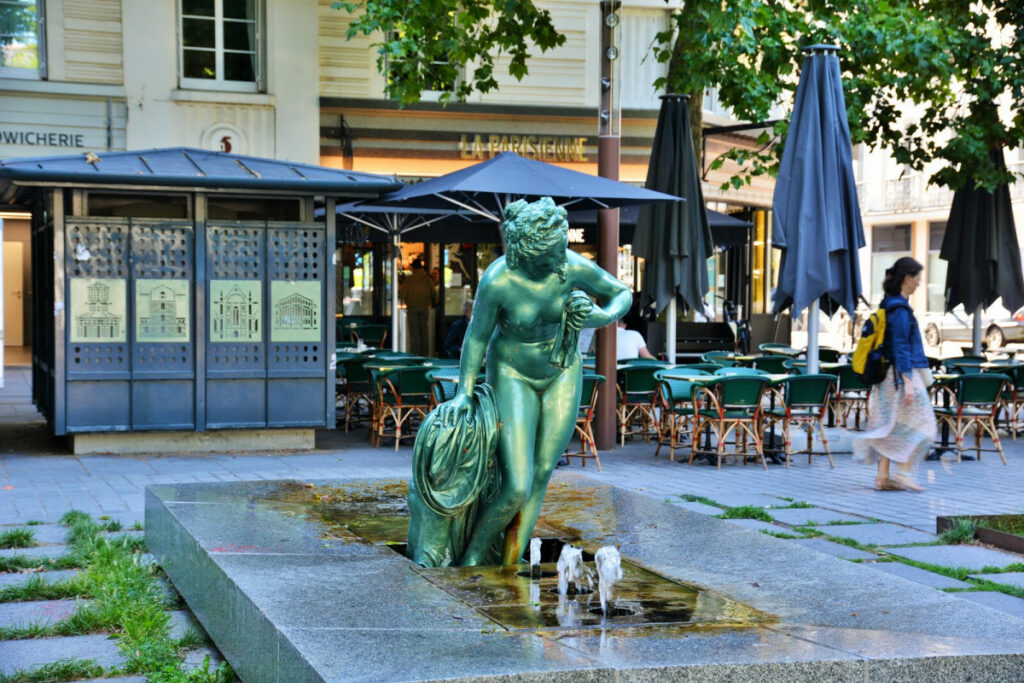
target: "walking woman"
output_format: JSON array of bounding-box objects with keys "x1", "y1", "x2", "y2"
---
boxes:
[{"x1": 853, "y1": 257, "x2": 936, "y2": 491}]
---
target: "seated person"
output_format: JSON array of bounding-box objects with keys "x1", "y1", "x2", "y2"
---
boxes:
[
  {"x1": 443, "y1": 299, "x2": 474, "y2": 357},
  {"x1": 616, "y1": 319, "x2": 655, "y2": 360}
]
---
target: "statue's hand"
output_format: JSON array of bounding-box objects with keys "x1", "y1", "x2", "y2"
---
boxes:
[
  {"x1": 565, "y1": 291, "x2": 593, "y2": 331},
  {"x1": 446, "y1": 392, "x2": 474, "y2": 426}
]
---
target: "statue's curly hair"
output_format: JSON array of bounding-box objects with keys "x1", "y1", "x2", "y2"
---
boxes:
[{"x1": 502, "y1": 197, "x2": 569, "y2": 282}]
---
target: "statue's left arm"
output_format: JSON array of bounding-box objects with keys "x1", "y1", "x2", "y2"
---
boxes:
[{"x1": 568, "y1": 251, "x2": 631, "y2": 328}]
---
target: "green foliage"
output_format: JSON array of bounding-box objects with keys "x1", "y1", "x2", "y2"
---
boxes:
[
  {"x1": 679, "y1": 494, "x2": 721, "y2": 507},
  {"x1": 0, "y1": 574, "x2": 88, "y2": 602},
  {"x1": 760, "y1": 530, "x2": 801, "y2": 539},
  {"x1": 0, "y1": 658, "x2": 105, "y2": 683},
  {"x1": 773, "y1": 501, "x2": 813, "y2": 509},
  {"x1": 0, "y1": 527, "x2": 36, "y2": 549},
  {"x1": 717, "y1": 506, "x2": 773, "y2": 522},
  {"x1": 938, "y1": 518, "x2": 977, "y2": 545},
  {"x1": 332, "y1": 0, "x2": 566, "y2": 105}
]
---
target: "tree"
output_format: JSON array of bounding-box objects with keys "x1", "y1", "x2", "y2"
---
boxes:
[
  {"x1": 652, "y1": 1, "x2": 1024, "y2": 193},
  {"x1": 332, "y1": 0, "x2": 565, "y2": 106}
]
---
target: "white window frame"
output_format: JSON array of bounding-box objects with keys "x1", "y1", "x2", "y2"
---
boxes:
[
  {"x1": 383, "y1": 29, "x2": 463, "y2": 102},
  {"x1": 0, "y1": 0, "x2": 45, "y2": 80},
  {"x1": 178, "y1": 0, "x2": 263, "y2": 93}
]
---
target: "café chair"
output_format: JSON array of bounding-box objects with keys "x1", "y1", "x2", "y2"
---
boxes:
[
  {"x1": 374, "y1": 365, "x2": 434, "y2": 450},
  {"x1": 617, "y1": 363, "x2": 671, "y2": 446},
  {"x1": 762, "y1": 374, "x2": 837, "y2": 468},
  {"x1": 933, "y1": 373, "x2": 1009, "y2": 464},
  {"x1": 653, "y1": 368, "x2": 709, "y2": 462},
  {"x1": 833, "y1": 364, "x2": 870, "y2": 430},
  {"x1": 751, "y1": 355, "x2": 791, "y2": 374},
  {"x1": 564, "y1": 373, "x2": 606, "y2": 470},
  {"x1": 701, "y1": 350, "x2": 736, "y2": 367},
  {"x1": 339, "y1": 356, "x2": 375, "y2": 433},
  {"x1": 995, "y1": 364, "x2": 1024, "y2": 438},
  {"x1": 689, "y1": 376, "x2": 770, "y2": 469}
]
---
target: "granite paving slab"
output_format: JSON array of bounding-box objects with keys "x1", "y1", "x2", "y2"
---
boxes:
[
  {"x1": 0, "y1": 569, "x2": 80, "y2": 589},
  {"x1": 168, "y1": 610, "x2": 203, "y2": 640},
  {"x1": 0, "y1": 634, "x2": 125, "y2": 675},
  {"x1": 0, "y1": 599, "x2": 80, "y2": 628},
  {"x1": 1, "y1": 523, "x2": 67, "y2": 545},
  {"x1": 182, "y1": 645, "x2": 224, "y2": 671},
  {"x1": 861, "y1": 562, "x2": 972, "y2": 589},
  {"x1": 886, "y1": 545, "x2": 1024, "y2": 571},
  {"x1": 953, "y1": 592, "x2": 1024, "y2": 620},
  {"x1": 969, "y1": 572, "x2": 1024, "y2": 590},
  {"x1": 817, "y1": 523, "x2": 938, "y2": 547},
  {"x1": 700, "y1": 492, "x2": 783, "y2": 508},
  {"x1": 0, "y1": 544, "x2": 67, "y2": 560},
  {"x1": 769, "y1": 507, "x2": 870, "y2": 526},
  {"x1": 722, "y1": 518, "x2": 781, "y2": 533},
  {"x1": 788, "y1": 537, "x2": 878, "y2": 560},
  {"x1": 673, "y1": 500, "x2": 723, "y2": 516}
]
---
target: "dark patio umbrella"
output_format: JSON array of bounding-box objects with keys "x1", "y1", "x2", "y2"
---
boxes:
[
  {"x1": 378, "y1": 151, "x2": 680, "y2": 222},
  {"x1": 772, "y1": 45, "x2": 865, "y2": 372},
  {"x1": 941, "y1": 147, "x2": 1024, "y2": 353},
  {"x1": 630, "y1": 95, "x2": 714, "y2": 363}
]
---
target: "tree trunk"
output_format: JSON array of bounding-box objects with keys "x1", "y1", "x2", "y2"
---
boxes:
[{"x1": 666, "y1": 16, "x2": 704, "y2": 172}]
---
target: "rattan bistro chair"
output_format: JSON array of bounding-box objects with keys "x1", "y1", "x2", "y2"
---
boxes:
[
  {"x1": 564, "y1": 372, "x2": 606, "y2": 470},
  {"x1": 762, "y1": 374, "x2": 837, "y2": 468},
  {"x1": 374, "y1": 365, "x2": 433, "y2": 450},
  {"x1": 995, "y1": 364, "x2": 1024, "y2": 438},
  {"x1": 617, "y1": 362, "x2": 671, "y2": 446},
  {"x1": 653, "y1": 368, "x2": 709, "y2": 462},
  {"x1": 834, "y1": 364, "x2": 870, "y2": 430},
  {"x1": 689, "y1": 376, "x2": 770, "y2": 469},
  {"x1": 933, "y1": 373, "x2": 1009, "y2": 464}
]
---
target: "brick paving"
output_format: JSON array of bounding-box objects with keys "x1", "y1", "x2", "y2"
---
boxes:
[{"x1": 3, "y1": 365, "x2": 1024, "y2": 677}]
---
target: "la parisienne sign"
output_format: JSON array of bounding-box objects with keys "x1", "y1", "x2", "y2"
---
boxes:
[{"x1": 459, "y1": 134, "x2": 587, "y2": 162}]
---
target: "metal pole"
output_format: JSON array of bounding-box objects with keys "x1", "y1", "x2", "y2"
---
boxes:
[
  {"x1": 391, "y1": 232, "x2": 400, "y2": 352},
  {"x1": 666, "y1": 298, "x2": 677, "y2": 364},
  {"x1": 973, "y1": 305, "x2": 983, "y2": 356},
  {"x1": 806, "y1": 300, "x2": 820, "y2": 374}
]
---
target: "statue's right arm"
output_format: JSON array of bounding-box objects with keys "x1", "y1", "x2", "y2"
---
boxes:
[{"x1": 456, "y1": 263, "x2": 501, "y2": 400}]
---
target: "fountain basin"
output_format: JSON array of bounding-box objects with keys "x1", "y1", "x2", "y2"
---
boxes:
[{"x1": 146, "y1": 473, "x2": 1024, "y2": 682}]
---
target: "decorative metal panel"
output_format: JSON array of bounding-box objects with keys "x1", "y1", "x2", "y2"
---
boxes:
[
  {"x1": 207, "y1": 224, "x2": 265, "y2": 376},
  {"x1": 267, "y1": 224, "x2": 324, "y2": 374}
]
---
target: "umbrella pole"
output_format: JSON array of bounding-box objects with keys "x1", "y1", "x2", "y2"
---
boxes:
[
  {"x1": 973, "y1": 305, "x2": 983, "y2": 356},
  {"x1": 666, "y1": 298, "x2": 677, "y2": 364},
  {"x1": 806, "y1": 301, "x2": 820, "y2": 374},
  {"x1": 391, "y1": 232, "x2": 400, "y2": 352}
]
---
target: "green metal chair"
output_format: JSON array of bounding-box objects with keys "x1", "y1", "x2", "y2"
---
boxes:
[
  {"x1": 817, "y1": 347, "x2": 843, "y2": 363},
  {"x1": 701, "y1": 350, "x2": 736, "y2": 367},
  {"x1": 750, "y1": 355, "x2": 791, "y2": 374},
  {"x1": 620, "y1": 357, "x2": 668, "y2": 366},
  {"x1": 425, "y1": 367, "x2": 460, "y2": 405},
  {"x1": 690, "y1": 376, "x2": 770, "y2": 469},
  {"x1": 617, "y1": 362, "x2": 671, "y2": 446},
  {"x1": 834, "y1": 364, "x2": 870, "y2": 430},
  {"x1": 351, "y1": 323, "x2": 389, "y2": 349},
  {"x1": 712, "y1": 367, "x2": 767, "y2": 377},
  {"x1": 762, "y1": 374, "x2": 837, "y2": 468},
  {"x1": 339, "y1": 356, "x2": 375, "y2": 433},
  {"x1": 934, "y1": 373, "x2": 1009, "y2": 463},
  {"x1": 759, "y1": 343, "x2": 800, "y2": 356},
  {"x1": 676, "y1": 363, "x2": 722, "y2": 373},
  {"x1": 653, "y1": 368, "x2": 709, "y2": 462},
  {"x1": 993, "y1": 364, "x2": 1024, "y2": 438},
  {"x1": 374, "y1": 365, "x2": 434, "y2": 450},
  {"x1": 565, "y1": 372, "x2": 606, "y2": 470}
]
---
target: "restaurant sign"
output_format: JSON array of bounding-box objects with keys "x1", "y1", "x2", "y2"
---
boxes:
[{"x1": 459, "y1": 134, "x2": 587, "y2": 162}]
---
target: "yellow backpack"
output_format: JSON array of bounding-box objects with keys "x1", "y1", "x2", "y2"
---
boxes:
[{"x1": 851, "y1": 308, "x2": 889, "y2": 384}]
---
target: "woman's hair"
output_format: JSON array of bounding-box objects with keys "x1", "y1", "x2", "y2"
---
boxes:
[
  {"x1": 882, "y1": 256, "x2": 923, "y2": 296},
  {"x1": 502, "y1": 197, "x2": 569, "y2": 281}
]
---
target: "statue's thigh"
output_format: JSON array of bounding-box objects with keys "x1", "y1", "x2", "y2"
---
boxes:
[{"x1": 534, "y1": 369, "x2": 583, "y2": 465}]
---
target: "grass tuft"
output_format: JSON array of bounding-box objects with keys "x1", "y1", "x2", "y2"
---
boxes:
[
  {"x1": 717, "y1": 506, "x2": 773, "y2": 522},
  {"x1": 938, "y1": 518, "x2": 977, "y2": 545},
  {"x1": 59, "y1": 510, "x2": 91, "y2": 527},
  {"x1": 761, "y1": 530, "x2": 801, "y2": 539},
  {"x1": 680, "y1": 494, "x2": 722, "y2": 507},
  {"x1": 774, "y1": 500, "x2": 813, "y2": 509},
  {"x1": 0, "y1": 574, "x2": 88, "y2": 602},
  {"x1": 0, "y1": 657, "x2": 105, "y2": 683},
  {"x1": 0, "y1": 528, "x2": 36, "y2": 549}
]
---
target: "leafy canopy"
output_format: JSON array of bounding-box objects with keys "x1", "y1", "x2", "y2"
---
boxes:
[{"x1": 332, "y1": 0, "x2": 565, "y2": 106}]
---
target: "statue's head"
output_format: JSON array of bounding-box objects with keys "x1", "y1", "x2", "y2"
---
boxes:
[{"x1": 502, "y1": 197, "x2": 569, "y2": 282}]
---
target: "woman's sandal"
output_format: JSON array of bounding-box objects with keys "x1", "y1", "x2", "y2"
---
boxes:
[
  {"x1": 889, "y1": 473, "x2": 924, "y2": 492},
  {"x1": 875, "y1": 477, "x2": 907, "y2": 491}
]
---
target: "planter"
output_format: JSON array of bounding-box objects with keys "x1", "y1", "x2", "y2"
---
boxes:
[{"x1": 937, "y1": 515, "x2": 1024, "y2": 554}]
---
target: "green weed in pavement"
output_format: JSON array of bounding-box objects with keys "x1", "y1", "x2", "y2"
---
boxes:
[
  {"x1": 938, "y1": 518, "x2": 977, "y2": 545},
  {"x1": 0, "y1": 574, "x2": 89, "y2": 602},
  {"x1": 0, "y1": 657, "x2": 105, "y2": 683},
  {"x1": 717, "y1": 506, "x2": 773, "y2": 522},
  {"x1": 680, "y1": 494, "x2": 722, "y2": 507},
  {"x1": 0, "y1": 528, "x2": 36, "y2": 549},
  {"x1": 760, "y1": 530, "x2": 802, "y2": 539},
  {"x1": 772, "y1": 500, "x2": 813, "y2": 509}
]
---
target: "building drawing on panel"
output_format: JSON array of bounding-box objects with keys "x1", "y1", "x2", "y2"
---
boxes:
[
  {"x1": 75, "y1": 281, "x2": 121, "y2": 340},
  {"x1": 274, "y1": 292, "x2": 318, "y2": 331},
  {"x1": 212, "y1": 283, "x2": 260, "y2": 341},
  {"x1": 139, "y1": 284, "x2": 187, "y2": 339}
]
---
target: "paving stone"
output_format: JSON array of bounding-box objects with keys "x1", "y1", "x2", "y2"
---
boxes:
[
  {"x1": 861, "y1": 562, "x2": 972, "y2": 589},
  {"x1": 968, "y1": 572, "x2": 1024, "y2": 590},
  {"x1": 0, "y1": 569, "x2": 81, "y2": 589},
  {"x1": 0, "y1": 599, "x2": 81, "y2": 628},
  {"x1": 0, "y1": 523, "x2": 67, "y2": 545},
  {"x1": 183, "y1": 645, "x2": 224, "y2": 672},
  {"x1": 0, "y1": 544, "x2": 67, "y2": 560},
  {"x1": 818, "y1": 523, "x2": 938, "y2": 547},
  {"x1": 722, "y1": 518, "x2": 780, "y2": 533},
  {"x1": 0, "y1": 634, "x2": 125, "y2": 675},
  {"x1": 168, "y1": 609, "x2": 204, "y2": 640},
  {"x1": 674, "y1": 501, "x2": 723, "y2": 516},
  {"x1": 887, "y1": 545, "x2": 1024, "y2": 572},
  {"x1": 789, "y1": 537, "x2": 878, "y2": 560},
  {"x1": 952, "y1": 592, "x2": 1024, "y2": 621},
  {"x1": 700, "y1": 493, "x2": 782, "y2": 508},
  {"x1": 769, "y1": 507, "x2": 870, "y2": 526}
]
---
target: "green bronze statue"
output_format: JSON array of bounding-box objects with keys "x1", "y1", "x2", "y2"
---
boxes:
[{"x1": 407, "y1": 196, "x2": 631, "y2": 567}]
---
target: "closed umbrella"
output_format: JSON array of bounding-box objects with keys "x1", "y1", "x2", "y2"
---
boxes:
[
  {"x1": 941, "y1": 147, "x2": 1024, "y2": 354},
  {"x1": 772, "y1": 45, "x2": 865, "y2": 373},
  {"x1": 633, "y1": 94, "x2": 713, "y2": 363}
]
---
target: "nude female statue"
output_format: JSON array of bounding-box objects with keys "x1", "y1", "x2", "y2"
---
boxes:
[{"x1": 442, "y1": 197, "x2": 631, "y2": 566}]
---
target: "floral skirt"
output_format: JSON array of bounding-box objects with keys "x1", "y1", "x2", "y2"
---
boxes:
[{"x1": 853, "y1": 367, "x2": 936, "y2": 466}]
